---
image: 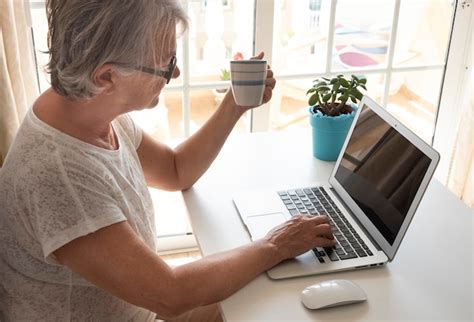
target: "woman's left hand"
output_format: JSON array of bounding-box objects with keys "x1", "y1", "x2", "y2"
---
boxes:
[{"x1": 224, "y1": 51, "x2": 276, "y2": 113}]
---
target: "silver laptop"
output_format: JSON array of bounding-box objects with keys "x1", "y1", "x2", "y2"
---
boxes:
[{"x1": 233, "y1": 96, "x2": 440, "y2": 279}]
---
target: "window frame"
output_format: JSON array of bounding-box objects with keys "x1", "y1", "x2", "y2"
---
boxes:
[
  {"x1": 433, "y1": 0, "x2": 473, "y2": 183},
  {"x1": 31, "y1": 0, "x2": 462, "y2": 141},
  {"x1": 253, "y1": 0, "x2": 452, "y2": 142}
]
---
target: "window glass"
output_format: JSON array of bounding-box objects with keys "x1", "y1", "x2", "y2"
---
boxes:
[
  {"x1": 129, "y1": 92, "x2": 184, "y2": 140},
  {"x1": 386, "y1": 70, "x2": 444, "y2": 143},
  {"x1": 187, "y1": 0, "x2": 255, "y2": 83},
  {"x1": 266, "y1": 0, "x2": 454, "y2": 145},
  {"x1": 393, "y1": 0, "x2": 454, "y2": 67},
  {"x1": 332, "y1": 0, "x2": 395, "y2": 70},
  {"x1": 272, "y1": 0, "x2": 331, "y2": 75},
  {"x1": 269, "y1": 79, "x2": 312, "y2": 131},
  {"x1": 189, "y1": 89, "x2": 250, "y2": 134}
]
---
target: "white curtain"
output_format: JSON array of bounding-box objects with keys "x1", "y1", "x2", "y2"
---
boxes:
[
  {"x1": 446, "y1": 57, "x2": 474, "y2": 208},
  {"x1": 0, "y1": 0, "x2": 38, "y2": 165}
]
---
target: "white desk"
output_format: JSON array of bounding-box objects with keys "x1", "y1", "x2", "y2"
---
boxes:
[{"x1": 182, "y1": 130, "x2": 473, "y2": 321}]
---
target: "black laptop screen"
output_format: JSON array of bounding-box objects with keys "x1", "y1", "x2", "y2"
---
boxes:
[{"x1": 334, "y1": 104, "x2": 431, "y2": 245}]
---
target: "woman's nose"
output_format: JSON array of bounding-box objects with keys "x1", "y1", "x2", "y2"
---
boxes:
[{"x1": 172, "y1": 65, "x2": 180, "y2": 79}]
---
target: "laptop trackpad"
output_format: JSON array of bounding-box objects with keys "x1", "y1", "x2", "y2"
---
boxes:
[{"x1": 246, "y1": 213, "x2": 286, "y2": 240}]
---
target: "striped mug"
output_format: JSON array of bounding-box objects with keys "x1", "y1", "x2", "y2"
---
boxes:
[{"x1": 230, "y1": 60, "x2": 267, "y2": 106}]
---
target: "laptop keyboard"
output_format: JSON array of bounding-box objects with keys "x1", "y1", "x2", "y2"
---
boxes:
[{"x1": 278, "y1": 187, "x2": 374, "y2": 263}]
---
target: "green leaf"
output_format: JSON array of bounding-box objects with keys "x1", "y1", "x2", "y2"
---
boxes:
[
  {"x1": 310, "y1": 75, "x2": 367, "y2": 106},
  {"x1": 323, "y1": 93, "x2": 332, "y2": 103},
  {"x1": 353, "y1": 89, "x2": 363, "y2": 100},
  {"x1": 339, "y1": 78, "x2": 349, "y2": 87},
  {"x1": 308, "y1": 93, "x2": 319, "y2": 106},
  {"x1": 220, "y1": 69, "x2": 231, "y2": 81},
  {"x1": 317, "y1": 86, "x2": 330, "y2": 92},
  {"x1": 341, "y1": 94, "x2": 349, "y2": 104}
]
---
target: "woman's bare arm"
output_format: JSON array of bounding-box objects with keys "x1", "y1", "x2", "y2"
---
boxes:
[
  {"x1": 54, "y1": 215, "x2": 334, "y2": 320},
  {"x1": 137, "y1": 60, "x2": 276, "y2": 191}
]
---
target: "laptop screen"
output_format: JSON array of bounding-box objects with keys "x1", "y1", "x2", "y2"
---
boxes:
[{"x1": 334, "y1": 104, "x2": 432, "y2": 245}]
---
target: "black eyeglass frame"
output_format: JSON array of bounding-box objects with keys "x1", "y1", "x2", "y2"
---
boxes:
[{"x1": 110, "y1": 55, "x2": 177, "y2": 84}]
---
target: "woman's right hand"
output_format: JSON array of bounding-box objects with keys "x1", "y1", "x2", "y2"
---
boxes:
[{"x1": 264, "y1": 215, "x2": 336, "y2": 261}]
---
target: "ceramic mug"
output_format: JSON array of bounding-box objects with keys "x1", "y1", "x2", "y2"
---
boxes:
[{"x1": 230, "y1": 60, "x2": 267, "y2": 106}]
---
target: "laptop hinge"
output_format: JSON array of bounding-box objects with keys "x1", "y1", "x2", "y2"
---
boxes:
[{"x1": 329, "y1": 187, "x2": 383, "y2": 252}]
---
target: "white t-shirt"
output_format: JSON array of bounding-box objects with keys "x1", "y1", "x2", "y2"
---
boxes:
[{"x1": 0, "y1": 108, "x2": 157, "y2": 321}]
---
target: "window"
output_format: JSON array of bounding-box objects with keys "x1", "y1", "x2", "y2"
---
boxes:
[
  {"x1": 29, "y1": 0, "x2": 466, "y2": 250},
  {"x1": 259, "y1": 0, "x2": 455, "y2": 144}
]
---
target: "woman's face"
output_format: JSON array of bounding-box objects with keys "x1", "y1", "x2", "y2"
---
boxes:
[{"x1": 120, "y1": 28, "x2": 180, "y2": 110}]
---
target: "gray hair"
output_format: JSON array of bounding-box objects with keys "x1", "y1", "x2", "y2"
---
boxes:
[{"x1": 45, "y1": 0, "x2": 188, "y2": 100}]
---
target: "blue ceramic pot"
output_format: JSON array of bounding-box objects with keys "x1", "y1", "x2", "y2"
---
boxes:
[{"x1": 309, "y1": 105, "x2": 357, "y2": 161}]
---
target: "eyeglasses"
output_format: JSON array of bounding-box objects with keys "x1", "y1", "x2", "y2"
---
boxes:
[{"x1": 110, "y1": 55, "x2": 177, "y2": 84}]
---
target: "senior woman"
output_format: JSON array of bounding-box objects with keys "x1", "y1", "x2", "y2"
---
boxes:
[{"x1": 0, "y1": 0, "x2": 335, "y2": 321}]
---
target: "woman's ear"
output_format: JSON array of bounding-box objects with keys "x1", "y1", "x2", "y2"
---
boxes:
[{"x1": 92, "y1": 64, "x2": 116, "y2": 95}]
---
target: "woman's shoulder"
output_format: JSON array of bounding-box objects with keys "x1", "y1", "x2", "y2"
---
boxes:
[
  {"x1": 114, "y1": 113, "x2": 143, "y2": 149},
  {"x1": 4, "y1": 115, "x2": 99, "y2": 187}
]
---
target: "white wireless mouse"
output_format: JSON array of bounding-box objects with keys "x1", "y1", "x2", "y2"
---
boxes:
[{"x1": 301, "y1": 279, "x2": 367, "y2": 310}]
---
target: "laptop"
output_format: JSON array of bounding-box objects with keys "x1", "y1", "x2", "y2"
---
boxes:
[{"x1": 233, "y1": 95, "x2": 440, "y2": 279}]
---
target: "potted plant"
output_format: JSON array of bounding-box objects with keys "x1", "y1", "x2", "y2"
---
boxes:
[
  {"x1": 213, "y1": 52, "x2": 244, "y2": 103},
  {"x1": 307, "y1": 74, "x2": 367, "y2": 161},
  {"x1": 211, "y1": 69, "x2": 230, "y2": 104}
]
